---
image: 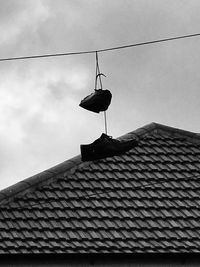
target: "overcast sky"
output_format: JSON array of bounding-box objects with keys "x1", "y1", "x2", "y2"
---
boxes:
[{"x1": 1, "y1": 0, "x2": 200, "y2": 189}]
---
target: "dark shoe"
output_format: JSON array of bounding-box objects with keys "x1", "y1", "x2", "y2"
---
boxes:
[
  {"x1": 81, "y1": 133, "x2": 138, "y2": 161},
  {"x1": 79, "y1": 89, "x2": 112, "y2": 113}
]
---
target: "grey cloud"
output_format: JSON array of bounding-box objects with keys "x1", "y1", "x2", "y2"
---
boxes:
[{"x1": 1, "y1": 0, "x2": 200, "y2": 189}]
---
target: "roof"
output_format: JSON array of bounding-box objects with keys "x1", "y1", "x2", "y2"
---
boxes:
[{"x1": 1, "y1": 122, "x2": 200, "y2": 254}]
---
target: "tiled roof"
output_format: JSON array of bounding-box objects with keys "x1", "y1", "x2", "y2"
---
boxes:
[{"x1": 1, "y1": 122, "x2": 200, "y2": 253}]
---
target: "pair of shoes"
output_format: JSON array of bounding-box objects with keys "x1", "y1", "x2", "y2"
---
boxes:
[
  {"x1": 79, "y1": 89, "x2": 112, "y2": 113},
  {"x1": 81, "y1": 133, "x2": 138, "y2": 161}
]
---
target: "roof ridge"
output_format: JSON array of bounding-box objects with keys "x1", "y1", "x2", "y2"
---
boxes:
[
  {"x1": 1, "y1": 122, "x2": 200, "y2": 206},
  {"x1": 119, "y1": 122, "x2": 200, "y2": 144},
  {"x1": 153, "y1": 123, "x2": 200, "y2": 144},
  {"x1": 118, "y1": 122, "x2": 157, "y2": 141},
  {"x1": 0, "y1": 155, "x2": 87, "y2": 205}
]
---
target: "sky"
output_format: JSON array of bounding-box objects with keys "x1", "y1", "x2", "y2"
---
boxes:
[{"x1": 1, "y1": 0, "x2": 200, "y2": 189}]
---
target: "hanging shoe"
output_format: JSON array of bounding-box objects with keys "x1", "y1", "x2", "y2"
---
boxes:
[
  {"x1": 80, "y1": 133, "x2": 138, "y2": 161},
  {"x1": 79, "y1": 89, "x2": 112, "y2": 113}
]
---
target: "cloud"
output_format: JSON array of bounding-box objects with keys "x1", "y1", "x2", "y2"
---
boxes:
[
  {"x1": 0, "y1": 51, "x2": 95, "y2": 189},
  {"x1": 0, "y1": 0, "x2": 49, "y2": 46},
  {"x1": 1, "y1": 0, "x2": 200, "y2": 189}
]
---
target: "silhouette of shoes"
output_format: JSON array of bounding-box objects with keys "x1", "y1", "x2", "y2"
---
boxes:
[
  {"x1": 81, "y1": 133, "x2": 138, "y2": 161},
  {"x1": 79, "y1": 89, "x2": 112, "y2": 113}
]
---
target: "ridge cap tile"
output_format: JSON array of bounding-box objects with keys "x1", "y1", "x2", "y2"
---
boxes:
[
  {"x1": 0, "y1": 155, "x2": 84, "y2": 205},
  {"x1": 1, "y1": 122, "x2": 200, "y2": 254}
]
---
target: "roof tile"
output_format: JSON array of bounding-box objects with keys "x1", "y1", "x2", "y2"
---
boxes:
[{"x1": 1, "y1": 123, "x2": 200, "y2": 253}]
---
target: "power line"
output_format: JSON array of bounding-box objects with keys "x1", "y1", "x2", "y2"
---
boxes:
[
  {"x1": 0, "y1": 32, "x2": 200, "y2": 62},
  {"x1": 3, "y1": 172, "x2": 200, "y2": 210}
]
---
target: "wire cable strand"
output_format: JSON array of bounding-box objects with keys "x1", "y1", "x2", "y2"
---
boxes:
[
  {"x1": 3, "y1": 171, "x2": 200, "y2": 210},
  {"x1": 0, "y1": 32, "x2": 200, "y2": 62}
]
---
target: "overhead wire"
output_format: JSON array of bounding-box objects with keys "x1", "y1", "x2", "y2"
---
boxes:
[
  {"x1": 0, "y1": 32, "x2": 200, "y2": 62},
  {"x1": 2, "y1": 31, "x2": 200, "y2": 209},
  {"x1": 3, "y1": 171, "x2": 200, "y2": 211}
]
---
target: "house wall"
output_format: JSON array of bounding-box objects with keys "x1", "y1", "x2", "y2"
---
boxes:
[
  {"x1": 0, "y1": 255, "x2": 200, "y2": 267},
  {"x1": 0, "y1": 262, "x2": 200, "y2": 267},
  {"x1": 1, "y1": 263, "x2": 200, "y2": 267}
]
